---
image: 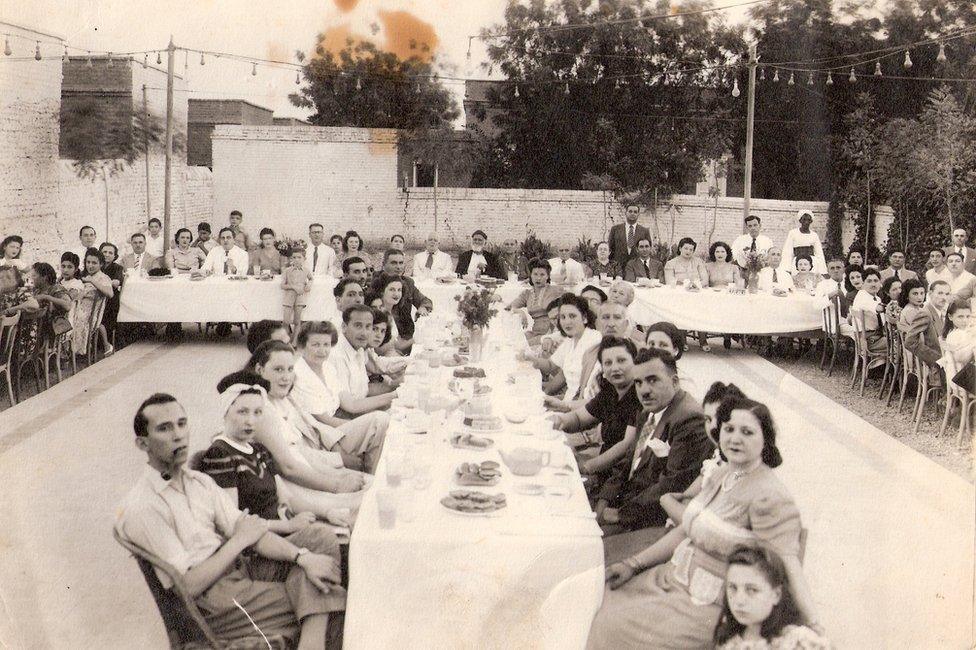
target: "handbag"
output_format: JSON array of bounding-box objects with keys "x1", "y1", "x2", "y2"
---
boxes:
[
  {"x1": 51, "y1": 315, "x2": 72, "y2": 336},
  {"x1": 952, "y1": 361, "x2": 975, "y2": 392}
]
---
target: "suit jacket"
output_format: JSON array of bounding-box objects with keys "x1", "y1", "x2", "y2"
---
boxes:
[
  {"x1": 369, "y1": 272, "x2": 432, "y2": 340},
  {"x1": 904, "y1": 303, "x2": 943, "y2": 366},
  {"x1": 455, "y1": 250, "x2": 506, "y2": 280},
  {"x1": 120, "y1": 252, "x2": 160, "y2": 272},
  {"x1": 598, "y1": 390, "x2": 712, "y2": 530},
  {"x1": 879, "y1": 267, "x2": 919, "y2": 282},
  {"x1": 609, "y1": 222, "x2": 652, "y2": 265},
  {"x1": 622, "y1": 257, "x2": 664, "y2": 283},
  {"x1": 943, "y1": 246, "x2": 976, "y2": 274}
]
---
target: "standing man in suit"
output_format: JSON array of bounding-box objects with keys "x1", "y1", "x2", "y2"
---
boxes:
[
  {"x1": 622, "y1": 238, "x2": 664, "y2": 282},
  {"x1": 305, "y1": 223, "x2": 337, "y2": 278},
  {"x1": 879, "y1": 250, "x2": 918, "y2": 282},
  {"x1": 944, "y1": 228, "x2": 976, "y2": 274},
  {"x1": 905, "y1": 280, "x2": 951, "y2": 387},
  {"x1": 595, "y1": 347, "x2": 712, "y2": 539},
  {"x1": 609, "y1": 203, "x2": 652, "y2": 266},
  {"x1": 120, "y1": 233, "x2": 160, "y2": 272},
  {"x1": 455, "y1": 230, "x2": 506, "y2": 279}
]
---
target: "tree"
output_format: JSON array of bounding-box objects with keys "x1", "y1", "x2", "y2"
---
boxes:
[
  {"x1": 837, "y1": 92, "x2": 882, "y2": 263},
  {"x1": 290, "y1": 36, "x2": 459, "y2": 130},
  {"x1": 474, "y1": 0, "x2": 744, "y2": 206}
]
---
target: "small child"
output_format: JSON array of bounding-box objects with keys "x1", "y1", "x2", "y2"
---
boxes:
[{"x1": 282, "y1": 247, "x2": 313, "y2": 341}]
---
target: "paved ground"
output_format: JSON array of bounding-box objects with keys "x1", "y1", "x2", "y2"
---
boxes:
[{"x1": 0, "y1": 335, "x2": 972, "y2": 649}]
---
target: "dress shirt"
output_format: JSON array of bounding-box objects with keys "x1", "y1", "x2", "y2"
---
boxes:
[
  {"x1": 731, "y1": 233, "x2": 773, "y2": 267},
  {"x1": 115, "y1": 467, "x2": 242, "y2": 588},
  {"x1": 851, "y1": 290, "x2": 883, "y2": 332},
  {"x1": 550, "y1": 327, "x2": 602, "y2": 401},
  {"x1": 412, "y1": 249, "x2": 454, "y2": 280},
  {"x1": 327, "y1": 332, "x2": 370, "y2": 401},
  {"x1": 815, "y1": 277, "x2": 847, "y2": 299},
  {"x1": 758, "y1": 266, "x2": 795, "y2": 292},
  {"x1": 463, "y1": 252, "x2": 488, "y2": 276},
  {"x1": 950, "y1": 271, "x2": 976, "y2": 296},
  {"x1": 292, "y1": 356, "x2": 341, "y2": 418},
  {"x1": 548, "y1": 257, "x2": 586, "y2": 285},
  {"x1": 200, "y1": 245, "x2": 249, "y2": 276},
  {"x1": 629, "y1": 410, "x2": 663, "y2": 479},
  {"x1": 926, "y1": 267, "x2": 952, "y2": 287},
  {"x1": 145, "y1": 233, "x2": 165, "y2": 258},
  {"x1": 306, "y1": 243, "x2": 338, "y2": 277}
]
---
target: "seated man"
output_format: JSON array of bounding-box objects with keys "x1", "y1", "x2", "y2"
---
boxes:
[
  {"x1": 497, "y1": 238, "x2": 529, "y2": 280},
  {"x1": 198, "y1": 227, "x2": 249, "y2": 277},
  {"x1": 596, "y1": 299, "x2": 645, "y2": 349},
  {"x1": 330, "y1": 278, "x2": 365, "y2": 332},
  {"x1": 595, "y1": 347, "x2": 711, "y2": 543},
  {"x1": 622, "y1": 238, "x2": 664, "y2": 283},
  {"x1": 815, "y1": 257, "x2": 847, "y2": 301},
  {"x1": 115, "y1": 393, "x2": 344, "y2": 648},
  {"x1": 412, "y1": 233, "x2": 454, "y2": 281},
  {"x1": 455, "y1": 230, "x2": 506, "y2": 280},
  {"x1": 880, "y1": 249, "x2": 918, "y2": 282},
  {"x1": 369, "y1": 248, "x2": 432, "y2": 346},
  {"x1": 327, "y1": 305, "x2": 399, "y2": 417},
  {"x1": 757, "y1": 249, "x2": 795, "y2": 293},
  {"x1": 120, "y1": 233, "x2": 160, "y2": 272},
  {"x1": 548, "y1": 243, "x2": 586, "y2": 285},
  {"x1": 905, "y1": 280, "x2": 950, "y2": 386},
  {"x1": 341, "y1": 256, "x2": 369, "y2": 288}
]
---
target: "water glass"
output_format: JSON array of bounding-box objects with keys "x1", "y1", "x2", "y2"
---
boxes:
[
  {"x1": 376, "y1": 489, "x2": 398, "y2": 529},
  {"x1": 386, "y1": 454, "x2": 404, "y2": 487}
]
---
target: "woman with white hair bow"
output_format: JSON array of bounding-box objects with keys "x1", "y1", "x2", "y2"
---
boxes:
[{"x1": 779, "y1": 209, "x2": 827, "y2": 276}]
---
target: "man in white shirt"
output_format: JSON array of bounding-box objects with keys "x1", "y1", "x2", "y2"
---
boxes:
[
  {"x1": 197, "y1": 227, "x2": 250, "y2": 277},
  {"x1": 925, "y1": 248, "x2": 952, "y2": 287},
  {"x1": 120, "y1": 233, "x2": 160, "y2": 272},
  {"x1": 757, "y1": 249, "x2": 795, "y2": 293},
  {"x1": 144, "y1": 217, "x2": 165, "y2": 258},
  {"x1": 327, "y1": 305, "x2": 398, "y2": 417},
  {"x1": 815, "y1": 258, "x2": 847, "y2": 300},
  {"x1": 71, "y1": 225, "x2": 98, "y2": 261},
  {"x1": 548, "y1": 243, "x2": 586, "y2": 285},
  {"x1": 305, "y1": 223, "x2": 337, "y2": 277},
  {"x1": 732, "y1": 214, "x2": 774, "y2": 268},
  {"x1": 412, "y1": 233, "x2": 453, "y2": 280}
]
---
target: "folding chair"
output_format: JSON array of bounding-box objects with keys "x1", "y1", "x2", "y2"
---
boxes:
[
  {"x1": 0, "y1": 312, "x2": 21, "y2": 407},
  {"x1": 113, "y1": 530, "x2": 291, "y2": 649},
  {"x1": 820, "y1": 295, "x2": 846, "y2": 376}
]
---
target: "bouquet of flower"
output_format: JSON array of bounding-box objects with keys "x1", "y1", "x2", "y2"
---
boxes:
[
  {"x1": 743, "y1": 249, "x2": 767, "y2": 276},
  {"x1": 275, "y1": 237, "x2": 307, "y2": 257},
  {"x1": 455, "y1": 287, "x2": 498, "y2": 330}
]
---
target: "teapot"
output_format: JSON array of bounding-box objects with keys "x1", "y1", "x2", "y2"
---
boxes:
[{"x1": 499, "y1": 447, "x2": 551, "y2": 476}]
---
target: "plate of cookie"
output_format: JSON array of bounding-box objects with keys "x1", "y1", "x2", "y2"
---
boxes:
[
  {"x1": 440, "y1": 489, "x2": 507, "y2": 516},
  {"x1": 454, "y1": 461, "x2": 502, "y2": 487}
]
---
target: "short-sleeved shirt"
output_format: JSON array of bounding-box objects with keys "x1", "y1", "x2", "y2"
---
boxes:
[
  {"x1": 584, "y1": 384, "x2": 641, "y2": 451},
  {"x1": 292, "y1": 356, "x2": 341, "y2": 418},
  {"x1": 328, "y1": 332, "x2": 370, "y2": 401},
  {"x1": 115, "y1": 467, "x2": 243, "y2": 588},
  {"x1": 200, "y1": 437, "x2": 280, "y2": 520}
]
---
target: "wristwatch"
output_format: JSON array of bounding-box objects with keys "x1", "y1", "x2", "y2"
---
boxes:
[{"x1": 293, "y1": 547, "x2": 310, "y2": 563}]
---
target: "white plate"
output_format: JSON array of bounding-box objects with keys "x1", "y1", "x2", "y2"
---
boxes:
[{"x1": 439, "y1": 501, "x2": 506, "y2": 517}]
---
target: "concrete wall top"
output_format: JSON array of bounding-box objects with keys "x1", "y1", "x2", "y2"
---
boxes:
[{"x1": 212, "y1": 125, "x2": 398, "y2": 143}]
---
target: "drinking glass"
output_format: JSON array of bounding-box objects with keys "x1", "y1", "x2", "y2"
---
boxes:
[
  {"x1": 376, "y1": 489, "x2": 398, "y2": 529},
  {"x1": 385, "y1": 453, "x2": 404, "y2": 488}
]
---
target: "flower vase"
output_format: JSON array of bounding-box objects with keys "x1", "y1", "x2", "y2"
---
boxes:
[
  {"x1": 747, "y1": 272, "x2": 759, "y2": 294},
  {"x1": 469, "y1": 326, "x2": 485, "y2": 363}
]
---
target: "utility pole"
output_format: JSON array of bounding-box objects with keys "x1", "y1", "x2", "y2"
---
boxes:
[
  {"x1": 142, "y1": 84, "x2": 151, "y2": 224},
  {"x1": 742, "y1": 43, "x2": 757, "y2": 222},
  {"x1": 163, "y1": 36, "x2": 175, "y2": 254}
]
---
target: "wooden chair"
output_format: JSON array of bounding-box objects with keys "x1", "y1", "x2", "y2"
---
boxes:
[
  {"x1": 880, "y1": 321, "x2": 903, "y2": 403},
  {"x1": 86, "y1": 296, "x2": 108, "y2": 366},
  {"x1": 940, "y1": 355, "x2": 974, "y2": 446},
  {"x1": 42, "y1": 327, "x2": 73, "y2": 389},
  {"x1": 113, "y1": 530, "x2": 291, "y2": 649},
  {"x1": 897, "y1": 342, "x2": 921, "y2": 416},
  {"x1": 849, "y1": 309, "x2": 887, "y2": 397},
  {"x1": 0, "y1": 312, "x2": 21, "y2": 407},
  {"x1": 912, "y1": 356, "x2": 945, "y2": 434},
  {"x1": 819, "y1": 295, "x2": 844, "y2": 375}
]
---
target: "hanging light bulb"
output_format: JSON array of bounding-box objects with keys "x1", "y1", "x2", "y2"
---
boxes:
[
  {"x1": 614, "y1": 78, "x2": 620, "y2": 90},
  {"x1": 35, "y1": 41, "x2": 42, "y2": 61},
  {"x1": 415, "y1": 80, "x2": 421, "y2": 94},
  {"x1": 903, "y1": 49, "x2": 912, "y2": 69},
  {"x1": 936, "y1": 42, "x2": 947, "y2": 64},
  {"x1": 849, "y1": 67, "x2": 856, "y2": 83},
  {"x1": 787, "y1": 71, "x2": 795, "y2": 86},
  {"x1": 355, "y1": 76, "x2": 362, "y2": 91},
  {"x1": 564, "y1": 81, "x2": 570, "y2": 95},
  {"x1": 295, "y1": 70, "x2": 300, "y2": 85},
  {"x1": 826, "y1": 71, "x2": 833, "y2": 85},
  {"x1": 251, "y1": 62, "x2": 257, "y2": 76},
  {"x1": 87, "y1": 51, "x2": 93, "y2": 67},
  {"x1": 874, "y1": 62, "x2": 882, "y2": 76},
  {"x1": 513, "y1": 83, "x2": 520, "y2": 98},
  {"x1": 807, "y1": 72, "x2": 813, "y2": 85},
  {"x1": 731, "y1": 78, "x2": 740, "y2": 97},
  {"x1": 759, "y1": 67, "x2": 765, "y2": 81},
  {"x1": 107, "y1": 52, "x2": 113, "y2": 67},
  {"x1": 200, "y1": 52, "x2": 205, "y2": 66},
  {"x1": 3, "y1": 37, "x2": 11, "y2": 57},
  {"x1": 156, "y1": 50, "x2": 162, "y2": 65},
  {"x1": 772, "y1": 68, "x2": 779, "y2": 82},
  {"x1": 142, "y1": 53, "x2": 147, "y2": 68}
]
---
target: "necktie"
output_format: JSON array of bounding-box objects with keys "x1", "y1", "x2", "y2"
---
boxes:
[
  {"x1": 643, "y1": 260, "x2": 649, "y2": 277},
  {"x1": 223, "y1": 253, "x2": 229, "y2": 275},
  {"x1": 313, "y1": 246, "x2": 319, "y2": 272},
  {"x1": 631, "y1": 413, "x2": 657, "y2": 477},
  {"x1": 837, "y1": 280, "x2": 843, "y2": 294},
  {"x1": 750, "y1": 237, "x2": 757, "y2": 252},
  {"x1": 425, "y1": 253, "x2": 434, "y2": 269},
  {"x1": 627, "y1": 225, "x2": 636, "y2": 249},
  {"x1": 773, "y1": 269, "x2": 779, "y2": 283}
]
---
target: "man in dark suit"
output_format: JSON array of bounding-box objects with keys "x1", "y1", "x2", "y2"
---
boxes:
[
  {"x1": 608, "y1": 203, "x2": 652, "y2": 266},
  {"x1": 455, "y1": 229, "x2": 506, "y2": 279},
  {"x1": 596, "y1": 347, "x2": 712, "y2": 539},
  {"x1": 622, "y1": 237, "x2": 664, "y2": 282},
  {"x1": 879, "y1": 250, "x2": 918, "y2": 282},
  {"x1": 370, "y1": 248, "x2": 432, "y2": 350},
  {"x1": 905, "y1": 280, "x2": 951, "y2": 386},
  {"x1": 943, "y1": 228, "x2": 976, "y2": 275}
]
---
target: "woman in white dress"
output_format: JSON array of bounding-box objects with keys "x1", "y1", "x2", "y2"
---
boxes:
[
  {"x1": 523, "y1": 293, "x2": 601, "y2": 399},
  {"x1": 779, "y1": 210, "x2": 827, "y2": 276}
]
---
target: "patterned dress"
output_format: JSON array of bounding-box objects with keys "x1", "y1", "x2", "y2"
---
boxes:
[
  {"x1": 0, "y1": 287, "x2": 39, "y2": 359},
  {"x1": 588, "y1": 259, "x2": 622, "y2": 279},
  {"x1": 586, "y1": 464, "x2": 802, "y2": 650},
  {"x1": 717, "y1": 625, "x2": 831, "y2": 649}
]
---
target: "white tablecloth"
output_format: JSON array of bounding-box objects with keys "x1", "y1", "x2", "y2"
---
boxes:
[{"x1": 343, "y1": 315, "x2": 605, "y2": 649}]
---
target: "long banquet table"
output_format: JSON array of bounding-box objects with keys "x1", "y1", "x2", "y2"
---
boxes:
[
  {"x1": 120, "y1": 275, "x2": 826, "y2": 335},
  {"x1": 343, "y1": 312, "x2": 605, "y2": 649}
]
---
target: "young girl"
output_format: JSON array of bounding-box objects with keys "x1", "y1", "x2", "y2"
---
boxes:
[
  {"x1": 942, "y1": 300, "x2": 974, "y2": 374},
  {"x1": 282, "y1": 247, "x2": 313, "y2": 342},
  {"x1": 714, "y1": 546, "x2": 830, "y2": 649}
]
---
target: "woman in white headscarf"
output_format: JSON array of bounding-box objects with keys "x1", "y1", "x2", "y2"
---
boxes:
[{"x1": 779, "y1": 210, "x2": 827, "y2": 276}]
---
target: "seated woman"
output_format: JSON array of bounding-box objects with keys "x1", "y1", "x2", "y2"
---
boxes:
[
  {"x1": 291, "y1": 321, "x2": 388, "y2": 473},
  {"x1": 880, "y1": 276, "x2": 903, "y2": 327},
  {"x1": 202, "y1": 379, "x2": 320, "y2": 535},
  {"x1": 246, "y1": 319, "x2": 291, "y2": 354},
  {"x1": 507, "y1": 258, "x2": 563, "y2": 343},
  {"x1": 244, "y1": 341, "x2": 367, "y2": 524},
  {"x1": 607, "y1": 280, "x2": 635, "y2": 308},
  {"x1": 580, "y1": 284, "x2": 608, "y2": 315},
  {"x1": 645, "y1": 320, "x2": 699, "y2": 389},
  {"x1": 365, "y1": 307, "x2": 408, "y2": 380},
  {"x1": 0, "y1": 235, "x2": 28, "y2": 273},
  {"x1": 841, "y1": 265, "x2": 864, "y2": 318},
  {"x1": 71, "y1": 249, "x2": 114, "y2": 357},
  {"x1": 342, "y1": 230, "x2": 373, "y2": 272},
  {"x1": 897, "y1": 278, "x2": 927, "y2": 335},
  {"x1": 0, "y1": 267, "x2": 40, "y2": 360},
  {"x1": 30, "y1": 262, "x2": 74, "y2": 346},
  {"x1": 98, "y1": 242, "x2": 126, "y2": 343},
  {"x1": 850, "y1": 268, "x2": 887, "y2": 361},
  {"x1": 523, "y1": 293, "x2": 601, "y2": 399},
  {"x1": 791, "y1": 255, "x2": 819, "y2": 293},
  {"x1": 586, "y1": 241, "x2": 622, "y2": 280},
  {"x1": 665, "y1": 237, "x2": 709, "y2": 287},
  {"x1": 250, "y1": 227, "x2": 284, "y2": 275},
  {"x1": 367, "y1": 274, "x2": 412, "y2": 354},
  {"x1": 165, "y1": 227, "x2": 207, "y2": 273},
  {"x1": 587, "y1": 396, "x2": 821, "y2": 650},
  {"x1": 706, "y1": 241, "x2": 740, "y2": 289},
  {"x1": 942, "y1": 301, "x2": 974, "y2": 382},
  {"x1": 714, "y1": 546, "x2": 830, "y2": 649}
]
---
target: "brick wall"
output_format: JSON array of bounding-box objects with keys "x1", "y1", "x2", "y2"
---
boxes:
[{"x1": 0, "y1": 25, "x2": 63, "y2": 253}]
